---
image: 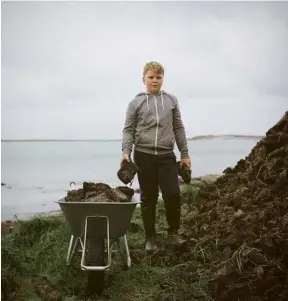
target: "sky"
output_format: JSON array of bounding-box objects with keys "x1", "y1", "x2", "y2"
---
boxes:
[{"x1": 1, "y1": 1, "x2": 288, "y2": 139}]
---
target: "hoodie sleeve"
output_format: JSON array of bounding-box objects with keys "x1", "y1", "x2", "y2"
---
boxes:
[
  {"x1": 172, "y1": 97, "x2": 190, "y2": 159},
  {"x1": 122, "y1": 100, "x2": 137, "y2": 156}
]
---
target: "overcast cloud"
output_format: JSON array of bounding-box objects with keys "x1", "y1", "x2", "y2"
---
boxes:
[{"x1": 1, "y1": 1, "x2": 288, "y2": 139}]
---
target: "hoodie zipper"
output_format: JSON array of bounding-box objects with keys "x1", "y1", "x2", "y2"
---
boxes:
[{"x1": 153, "y1": 96, "x2": 159, "y2": 155}]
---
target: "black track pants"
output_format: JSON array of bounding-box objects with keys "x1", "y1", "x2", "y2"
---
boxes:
[{"x1": 134, "y1": 150, "x2": 181, "y2": 234}]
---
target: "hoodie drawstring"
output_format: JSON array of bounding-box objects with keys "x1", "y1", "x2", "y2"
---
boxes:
[
  {"x1": 160, "y1": 91, "x2": 164, "y2": 111},
  {"x1": 146, "y1": 94, "x2": 149, "y2": 111},
  {"x1": 146, "y1": 92, "x2": 164, "y2": 111}
]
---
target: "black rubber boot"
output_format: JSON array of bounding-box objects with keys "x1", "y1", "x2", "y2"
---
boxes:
[
  {"x1": 164, "y1": 193, "x2": 186, "y2": 246},
  {"x1": 164, "y1": 194, "x2": 181, "y2": 232},
  {"x1": 145, "y1": 236, "x2": 157, "y2": 252},
  {"x1": 167, "y1": 230, "x2": 186, "y2": 246},
  {"x1": 140, "y1": 203, "x2": 157, "y2": 252}
]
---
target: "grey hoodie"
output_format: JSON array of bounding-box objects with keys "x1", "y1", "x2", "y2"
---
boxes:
[{"x1": 122, "y1": 91, "x2": 189, "y2": 159}]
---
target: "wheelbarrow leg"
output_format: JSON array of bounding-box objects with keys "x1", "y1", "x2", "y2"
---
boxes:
[
  {"x1": 117, "y1": 235, "x2": 131, "y2": 268},
  {"x1": 66, "y1": 235, "x2": 79, "y2": 266},
  {"x1": 123, "y1": 234, "x2": 132, "y2": 268}
]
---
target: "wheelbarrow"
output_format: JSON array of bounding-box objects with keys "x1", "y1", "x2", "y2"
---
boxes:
[{"x1": 55, "y1": 197, "x2": 141, "y2": 295}]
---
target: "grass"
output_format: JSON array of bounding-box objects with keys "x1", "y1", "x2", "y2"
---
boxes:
[{"x1": 2, "y1": 183, "x2": 214, "y2": 301}]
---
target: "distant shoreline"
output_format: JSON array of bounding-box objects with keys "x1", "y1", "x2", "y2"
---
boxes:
[
  {"x1": 188, "y1": 135, "x2": 264, "y2": 141},
  {"x1": 1, "y1": 135, "x2": 263, "y2": 142},
  {"x1": 1, "y1": 139, "x2": 121, "y2": 142}
]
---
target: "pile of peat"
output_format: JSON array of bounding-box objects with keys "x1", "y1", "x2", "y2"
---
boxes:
[
  {"x1": 172, "y1": 112, "x2": 288, "y2": 301},
  {"x1": 65, "y1": 182, "x2": 135, "y2": 202}
]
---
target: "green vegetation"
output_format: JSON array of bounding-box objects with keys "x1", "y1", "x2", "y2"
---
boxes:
[{"x1": 2, "y1": 183, "x2": 213, "y2": 301}]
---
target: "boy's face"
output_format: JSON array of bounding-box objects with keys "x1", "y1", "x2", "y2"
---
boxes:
[{"x1": 143, "y1": 70, "x2": 164, "y2": 94}]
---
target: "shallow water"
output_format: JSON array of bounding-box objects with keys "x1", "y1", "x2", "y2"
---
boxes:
[{"x1": 1, "y1": 139, "x2": 258, "y2": 220}]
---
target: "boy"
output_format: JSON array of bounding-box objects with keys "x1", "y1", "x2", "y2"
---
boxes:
[{"x1": 120, "y1": 62, "x2": 191, "y2": 252}]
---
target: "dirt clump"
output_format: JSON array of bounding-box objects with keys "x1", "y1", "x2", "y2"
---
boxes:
[
  {"x1": 117, "y1": 160, "x2": 139, "y2": 185},
  {"x1": 163, "y1": 112, "x2": 288, "y2": 300},
  {"x1": 34, "y1": 276, "x2": 62, "y2": 301},
  {"x1": 65, "y1": 182, "x2": 135, "y2": 203},
  {"x1": 177, "y1": 161, "x2": 192, "y2": 184},
  {"x1": 1, "y1": 220, "x2": 16, "y2": 235}
]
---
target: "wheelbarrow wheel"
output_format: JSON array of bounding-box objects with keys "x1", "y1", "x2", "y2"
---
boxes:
[{"x1": 86, "y1": 237, "x2": 105, "y2": 296}]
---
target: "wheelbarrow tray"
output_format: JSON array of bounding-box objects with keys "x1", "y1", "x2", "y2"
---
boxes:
[{"x1": 56, "y1": 197, "x2": 140, "y2": 239}]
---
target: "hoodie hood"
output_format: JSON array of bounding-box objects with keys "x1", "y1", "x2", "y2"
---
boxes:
[
  {"x1": 135, "y1": 90, "x2": 167, "y2": 112},
  {"x1": 135, "y1": 90, "x2": 167, "y2": 97}
]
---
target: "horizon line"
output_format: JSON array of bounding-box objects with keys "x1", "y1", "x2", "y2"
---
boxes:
[{"x1": 1, "y1": 134, "x2": 264, "y2": 142}]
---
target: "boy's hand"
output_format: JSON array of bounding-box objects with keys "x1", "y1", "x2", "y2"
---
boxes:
[
  {"x1": 120, "y1": 154, "x2": 130, "y2": 167},
  {"x1": 180, "y1": 158, "x2": 191, "y2": 169}
]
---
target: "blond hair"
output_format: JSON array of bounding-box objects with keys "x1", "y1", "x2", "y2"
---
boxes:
[{"x1": 143, "y1": 61, "x2": 164, "y2": 77}]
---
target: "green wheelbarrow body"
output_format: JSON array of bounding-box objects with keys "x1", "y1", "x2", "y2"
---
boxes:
[{"x1": 55, "y1": 197, "x2": 141, "y2": 296}]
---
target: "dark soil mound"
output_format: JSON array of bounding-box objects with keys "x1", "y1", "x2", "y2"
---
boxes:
[
  {"x1": 65, "y1": 182, "x2": 135, "y2": 203},
  {"x1": 161, "y1": 112, "x2": 288, "y2": 301}
]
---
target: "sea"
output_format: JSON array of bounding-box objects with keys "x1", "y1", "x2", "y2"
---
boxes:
[{"x1": 1, "y1": 139, "x2": 259, "y2": 221}]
